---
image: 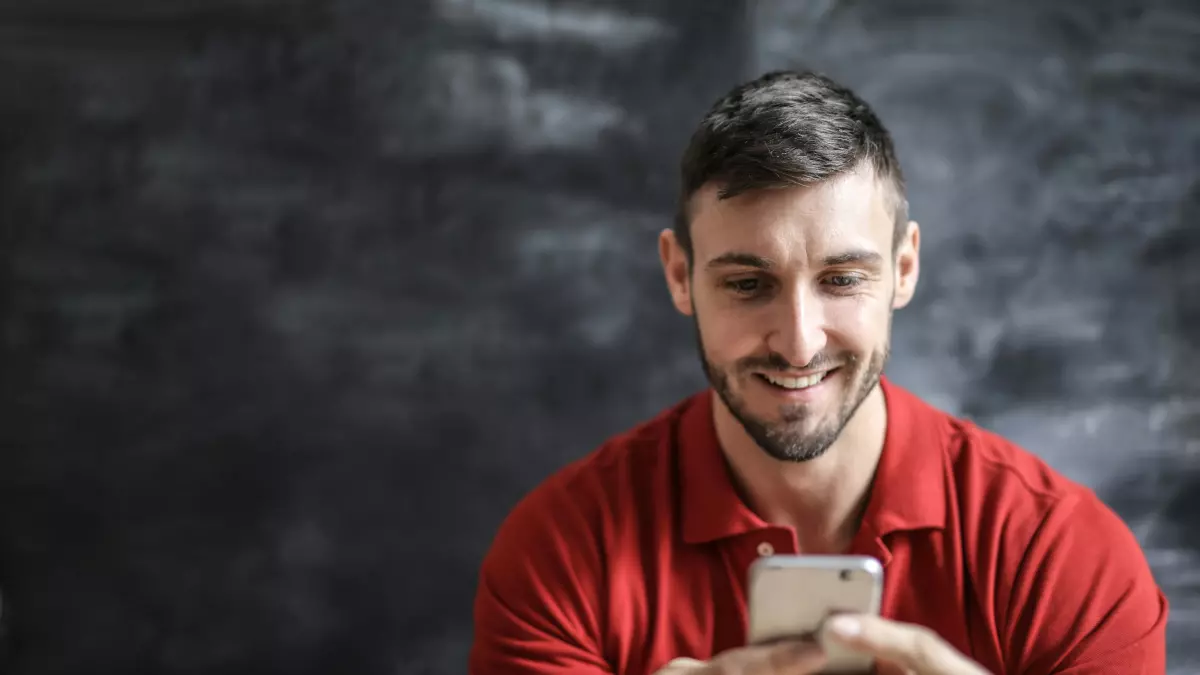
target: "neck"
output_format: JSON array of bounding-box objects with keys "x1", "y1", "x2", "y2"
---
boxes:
[{"x1": 712, "y1": 383, "x2": 888, "y2": 554}]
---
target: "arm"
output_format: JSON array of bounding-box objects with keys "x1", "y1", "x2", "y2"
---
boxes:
[
  {"x1": 469, "y1": 478, "x2": 613, "y2": 675},
  {"x1": 1006, "y1": 490, "x2": 1168, "y2": 675}
]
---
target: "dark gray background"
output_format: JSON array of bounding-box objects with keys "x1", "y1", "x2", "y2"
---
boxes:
[{"x1": 0, "y1": 0, "x2": 1197, "y2": 673}]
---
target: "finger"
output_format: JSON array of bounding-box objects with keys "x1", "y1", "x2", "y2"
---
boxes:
[
  {"x1": 873, "y1": 662, "x2": 914, "y2": 675},
  {"x1": 656, "y1": 657, "x2": 708, "y2": 673},
  {"x1": 713, "y1": 639, "x2": 828, "y2": 675},
  {"x1": 664, "y1": 657, "x2": 706, "y2": 666},
  {"x1": 821, "y1": 614, "x2": 989, "y2": 675}
]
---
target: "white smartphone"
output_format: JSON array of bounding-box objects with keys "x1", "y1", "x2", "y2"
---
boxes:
[{"x1": 746, "y1": 554, "x2": 885, "y2": 674}]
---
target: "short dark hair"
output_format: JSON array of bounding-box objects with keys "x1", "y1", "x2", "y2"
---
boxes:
[{"x1": 674, "y1": 70, "x2": 908, "y2": 263}]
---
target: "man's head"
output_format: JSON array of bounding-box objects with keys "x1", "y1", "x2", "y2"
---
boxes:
[{"x1": 659, "y1": 70, "x2": 921, "y2": 463}]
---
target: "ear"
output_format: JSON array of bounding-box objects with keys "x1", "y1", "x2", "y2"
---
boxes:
[
  {"x1": 658, "y1": 228, "x2": 695, "y2": 316},
  {"x1": 892, "y1": 220, "x2": 920, "y2": 310}
]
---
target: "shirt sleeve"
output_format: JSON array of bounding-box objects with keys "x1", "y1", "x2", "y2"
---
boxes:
[
  {"x1": 468, "y1": 476, "x2": 614, "y2": 675},
  {"x1": 1006, "y1": 489, "x2": 1169, "y2": 675}
]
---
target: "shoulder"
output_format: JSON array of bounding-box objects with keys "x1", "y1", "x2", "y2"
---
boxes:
[
  {"x1": 878, "y1": 374, "x2": 1086, "y2": 523},
  {"x1": 948, "y1": 414, "x2": 1088, "y2": 516},
  {"x1": 945, "y1": 411, "x2": 1155, "y2": 567},
  {"x1": 916, "y1": 393, "x2": 1144, "y2": 561},
  {"x1": 481, "y1": 392, "x2": 698, "y2": 568},
  {"x1": 471, "y1": 394, "x2": 702, "y2": 668},
  {"x1": 945, "y1": 414, "x2": 1147, "y2": 573},
  {"x1": 966, "y1": 420, "x2": 1168, "y2": 671},
  {"x1": 885, "y1": 380, "x2": 1088, "y2": 530},
  {"x1": 902, "y1": 390, "x2": 1165, "y2": 671}
]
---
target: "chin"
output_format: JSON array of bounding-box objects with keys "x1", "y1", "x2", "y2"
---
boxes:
[{"x1": 752, "y1": 420, "x2": 840, "y2": 463}]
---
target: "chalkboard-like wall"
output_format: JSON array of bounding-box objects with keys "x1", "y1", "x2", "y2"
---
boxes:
[{"x1": 0, "y1": 1, "x2": 1197, "y2": 673}]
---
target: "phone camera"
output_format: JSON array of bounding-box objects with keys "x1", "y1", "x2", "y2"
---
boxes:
[{"x1": 839, "y1": 569, "x2": 852, "y2": 581}]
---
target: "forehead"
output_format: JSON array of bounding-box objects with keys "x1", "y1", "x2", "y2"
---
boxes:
[{"x1": 687, "y1": 168, "x2": 894, "y2": 261}]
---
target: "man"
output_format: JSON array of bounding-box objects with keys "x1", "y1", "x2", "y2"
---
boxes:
[{"x1": 469, "y1": 70, "x2": 1168, "y2": 674}]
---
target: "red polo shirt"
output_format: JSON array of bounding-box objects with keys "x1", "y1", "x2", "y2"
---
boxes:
[{"x1": 470, "y1": 378, "x2": 1168, "y2": 674}]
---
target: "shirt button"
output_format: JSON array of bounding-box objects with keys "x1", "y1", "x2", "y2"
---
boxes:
[{"x1": 756, "y1": 541, "x2": 775, "y2": 557}]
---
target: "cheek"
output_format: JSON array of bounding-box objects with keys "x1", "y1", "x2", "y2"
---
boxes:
[
  {"x1": 698, "y1": 292, "x2": 890, "y2": 358},
  {"x1": 825, "y1": 299, "x2": 889, "y2": 349},
  {"x1": 695, "y1": 305, "x2": 764, "y2": 362}
]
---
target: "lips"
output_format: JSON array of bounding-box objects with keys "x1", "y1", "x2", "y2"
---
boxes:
[{"x1": 757, "y1": 369, "x2": 837, "y2": 391}]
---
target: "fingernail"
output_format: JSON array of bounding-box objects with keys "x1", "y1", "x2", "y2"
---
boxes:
[{"x1": 828, "y1": 616, "x2": 861, "y2": 637}]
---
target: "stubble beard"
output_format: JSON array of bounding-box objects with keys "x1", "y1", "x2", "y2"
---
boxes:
[{"x1": 694, "y1": 321, "x2": 890, "y2": 463}]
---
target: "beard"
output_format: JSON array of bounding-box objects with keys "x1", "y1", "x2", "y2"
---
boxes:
[{"x1": 694, "y1": 320, "x2": 890, "y2": 463}]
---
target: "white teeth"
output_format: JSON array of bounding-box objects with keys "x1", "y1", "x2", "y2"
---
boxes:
[{"x1": 763, "y1": 372, "x2": 826, "y2": 390}]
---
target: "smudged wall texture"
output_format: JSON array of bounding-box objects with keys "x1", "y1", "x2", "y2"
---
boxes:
[{"x1": 0, "y1": 1, "x2": 1196, "y2": 673}]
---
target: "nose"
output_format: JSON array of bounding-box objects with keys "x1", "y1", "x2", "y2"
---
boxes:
[{"x1": 765, "y1": 284, "x2": 828, "y2": 369}]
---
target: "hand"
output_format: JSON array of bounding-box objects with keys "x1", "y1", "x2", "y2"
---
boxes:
[
  {"x1": 655, "y1": 639, "x2": 827, "y2": 674},
  {"x1": 820, "y1": 614, "x2": 991, "y2": 675}
]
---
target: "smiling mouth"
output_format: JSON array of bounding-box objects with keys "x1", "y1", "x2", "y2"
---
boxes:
[{"x1": 756, "y1": 369, "x2": 838, "y2": 391}]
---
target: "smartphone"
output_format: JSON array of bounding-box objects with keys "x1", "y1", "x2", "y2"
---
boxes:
[{"x1": 746, "y1": 554, "x2": 884, "y2": 674}]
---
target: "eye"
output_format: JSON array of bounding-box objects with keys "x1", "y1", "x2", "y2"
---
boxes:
[
  {"x1": 727, "y1": 278, "x2": 761, "y2": 294},
  {"x1": 825, "y1": 274, "x2": 863, "y2": 289}
]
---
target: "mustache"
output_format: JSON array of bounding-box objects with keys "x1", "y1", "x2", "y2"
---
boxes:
[{"x1": 737, "y1": 352, "x2": 849, "y2": 374}]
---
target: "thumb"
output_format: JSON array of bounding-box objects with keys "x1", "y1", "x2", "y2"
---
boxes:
[{"x1": 822, "y1": 614, "x2": 989, "y2": 675}]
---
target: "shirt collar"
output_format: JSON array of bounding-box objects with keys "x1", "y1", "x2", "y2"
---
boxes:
[{"x1": 678, "y1": 375, "x2": 948, "y2": 545}]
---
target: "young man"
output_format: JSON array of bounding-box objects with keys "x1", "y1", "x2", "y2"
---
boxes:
[{"x1": 468, "y1": 71, "x2": 1168, "y2": 675}]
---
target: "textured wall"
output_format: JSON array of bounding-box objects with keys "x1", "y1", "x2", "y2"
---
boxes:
[{"x1": 0, "y1": 1, "x2": 1196, "y2": 673}]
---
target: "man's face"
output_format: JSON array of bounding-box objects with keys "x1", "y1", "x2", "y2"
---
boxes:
[{"x1": 659, "y1": 168, "x2": 920, "y2": 462}]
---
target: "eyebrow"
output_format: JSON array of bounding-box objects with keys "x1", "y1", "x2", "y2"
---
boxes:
[
  {"x1": 822, "y1": 249, "x2": 885, "y2": 267},
  {"x1": 705, "y1": 252, "x2": 775, "y2": 270},
  {"x1": 704, "y1": 249, "x2": 885, "y2": 271}
]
